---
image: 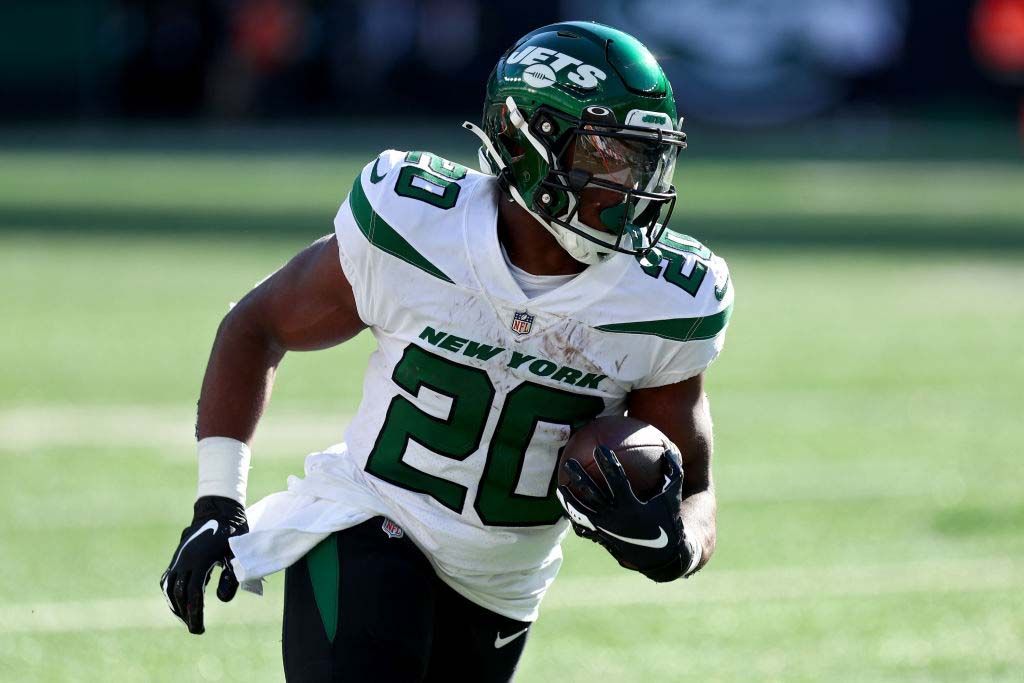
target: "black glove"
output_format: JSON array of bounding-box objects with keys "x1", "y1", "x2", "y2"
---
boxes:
[
  {"x1": 556, "y1": 445, "x2": 696, "y2": 582},
  {"x1": 160, "y1": 496, "x2": 248, "y2": 634}
]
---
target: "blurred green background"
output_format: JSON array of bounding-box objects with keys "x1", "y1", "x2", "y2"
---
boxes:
[
  {"x1": 2, "y1": 0, "x2": 1024, "y2": 681},
  {"x1": 1, "y1": 124, "x2": 1022, "y2": 682}
]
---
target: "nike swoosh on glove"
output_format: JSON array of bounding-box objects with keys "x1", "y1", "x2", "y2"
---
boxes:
[
  {"x1": 160, "y1": 496, "x2": 248, "y2": 634},
  {"x1": 556, "y1": 445, "x2": 696, "y2": 582}
]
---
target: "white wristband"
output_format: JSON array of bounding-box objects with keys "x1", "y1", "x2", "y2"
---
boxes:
[{"x1": 197, "y1": 437, "x2": 251, "y2": 505}]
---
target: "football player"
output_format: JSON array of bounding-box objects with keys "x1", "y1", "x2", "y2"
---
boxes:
[{"x1": 162, "y1": 21, "x2": 732, "y2": 682}]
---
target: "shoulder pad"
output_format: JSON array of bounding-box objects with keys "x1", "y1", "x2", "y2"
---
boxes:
[
  {"x1": 600, "y1": 231, "x2": 733, "y2": 342},
  {"x1": 355, "y1": 149, "x2": 475, "y2": 212},
  {"x1": 344, "y1": 150, "x2": 478, "y2": 285}
]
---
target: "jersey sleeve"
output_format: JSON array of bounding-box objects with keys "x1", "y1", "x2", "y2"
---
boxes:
[
  {"x1": 333, "y1": 149, "x2": 407, "y2": 328},
  {"x1": 630, "y1": 252, "x2": 734, "y2": 389}
]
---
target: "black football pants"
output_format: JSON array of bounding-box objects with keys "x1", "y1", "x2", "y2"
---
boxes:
[{"x1": 282, "y1": 516, "x2": 532, "y2": 682}]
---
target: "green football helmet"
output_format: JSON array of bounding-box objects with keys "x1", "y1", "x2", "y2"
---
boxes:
[{"x1": 464, "y1": 21, "x2": 686, "y2": 265}]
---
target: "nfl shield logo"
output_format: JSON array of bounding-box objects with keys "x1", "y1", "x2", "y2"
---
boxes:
[
  {"x1": 381, "y1": 518, "x2": 404, "y2": 539},
  {"x1": 511, "y1": 310, "x2": 534, "y2": 336}
]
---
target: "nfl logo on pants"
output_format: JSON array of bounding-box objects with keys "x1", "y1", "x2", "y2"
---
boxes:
[
  {"x1": 381, "y1": 518, "x2": 404, "y2": 539},
  {"x1": 511, "y1": 310, "x2": 534, "y2": 335}
]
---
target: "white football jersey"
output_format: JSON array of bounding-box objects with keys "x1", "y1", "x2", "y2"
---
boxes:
[{"x1": 231, "y1": 149, "x2": 733, "y2": 622}]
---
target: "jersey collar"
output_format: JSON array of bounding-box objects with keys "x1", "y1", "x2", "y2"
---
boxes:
[{"x1": 463, "y1": 177, "x2": 631, "y2": 336}]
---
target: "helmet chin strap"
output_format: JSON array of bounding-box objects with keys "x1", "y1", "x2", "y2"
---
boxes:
[{"x1": 463, "y1": 118, "x2": 605, "y2": 265}]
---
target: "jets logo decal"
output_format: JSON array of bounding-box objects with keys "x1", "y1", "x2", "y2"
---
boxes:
[
  {"x1": 523, "y1": 64, "x2": 557, "y2": 89},
  {"x1": 506, "y1": 46, "x2": 607, "y2": 90}
]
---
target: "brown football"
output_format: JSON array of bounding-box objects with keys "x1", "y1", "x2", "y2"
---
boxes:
[{"x1": 558, "y1": 416, "x2": 674, "y2": 502}]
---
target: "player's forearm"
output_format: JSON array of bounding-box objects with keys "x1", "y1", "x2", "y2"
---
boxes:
[
  {"x1": 677, "y1": 392, "x2": 717, "y2": 571},
  {"x1": 195, "y1": 306, "x2": 286, "y2": 444},
  {"x1": 680, "y1": 485, "x2": 716, "y2": 571}
]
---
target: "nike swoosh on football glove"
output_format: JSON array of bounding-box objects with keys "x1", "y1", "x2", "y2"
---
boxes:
[
  {"x1": 557, "y1": 445, "x2": 695, "y2": 583},
  {"x1": 160, "y1": 496, "x2": 248, "y2": 634}
]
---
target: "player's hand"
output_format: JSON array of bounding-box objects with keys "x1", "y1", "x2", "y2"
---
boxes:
[
  {"x1": 556, "y1": 445, "x2": 696, "y2": 582},
  {"x1": 160, "y1": 496, "x2": 248, "y2": 634}
]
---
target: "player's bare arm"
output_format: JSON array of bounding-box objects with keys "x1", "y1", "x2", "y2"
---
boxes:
[
  {"x1": 197, "y1": 234, "x2": 365, "y2": 443},
  {"x1": 162, "y1": 234, "x2": 363, "y2": 635},
  {"x1": 627, "y1": 373, "x2": 716, "y2": 572}
]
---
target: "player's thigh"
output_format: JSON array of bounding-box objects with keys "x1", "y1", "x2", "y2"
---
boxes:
[
  {"x1": 282, "y1": 551, "x2": 333, "y2": 681},
  {"x1": 424, "y1": 581, "x2": 532, "y2": 683},
  {"x1": 282, "y1": 517, "x2": 437, "y2": 682}
]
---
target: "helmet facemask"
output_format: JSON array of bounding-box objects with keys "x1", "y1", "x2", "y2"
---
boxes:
[
  {"x1": 475, "y1": 98, "x2": 686, "y2": 264},
  {"x1": 540, "y1": 105, "x2": 684, "y2": 258}
]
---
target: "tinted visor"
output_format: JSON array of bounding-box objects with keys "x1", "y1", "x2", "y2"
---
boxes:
[
  {"x1": 529, "y1": 103, "x2": 686, "y2": 258},
  {"x1": 573, "y1": 126, "x2": 675, "y2": 196},
  {"x1": 567, "y1": 125, "x2": 678, "y2": 236}
]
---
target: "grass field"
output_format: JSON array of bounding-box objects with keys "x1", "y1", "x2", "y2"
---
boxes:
[{"x1": 0, "y1": 144, "x2": 1022, "y2": 682}]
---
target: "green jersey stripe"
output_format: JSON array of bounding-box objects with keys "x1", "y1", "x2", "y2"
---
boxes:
[
  {"x1": 595, "y1": 305, "x2": 732, "y2": 342},
  {"x1": 348, "y1": 176, "x2": 455, "y2": 284}
]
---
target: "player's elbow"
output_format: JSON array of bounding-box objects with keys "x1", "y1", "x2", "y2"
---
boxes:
[{"x1": 217, "y1": 299, "x2": 287, "y2": 360}]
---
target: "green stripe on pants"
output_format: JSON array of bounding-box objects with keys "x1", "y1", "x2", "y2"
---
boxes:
[{"x1": 306, "y1": 534, "x2": 339, "y2": 643}]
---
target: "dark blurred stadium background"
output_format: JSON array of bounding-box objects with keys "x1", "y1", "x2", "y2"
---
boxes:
[
  {"x1": 2, "y1": 2, "x2": 1022, "y2": 682},
  {"x1": 3, "y1": 0, "x2": 1023, "y2": 145}
]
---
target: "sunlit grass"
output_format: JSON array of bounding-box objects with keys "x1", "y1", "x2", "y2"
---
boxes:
[{"x1": 1, "y1": 149, "x2": 1021, "y2": 681}]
